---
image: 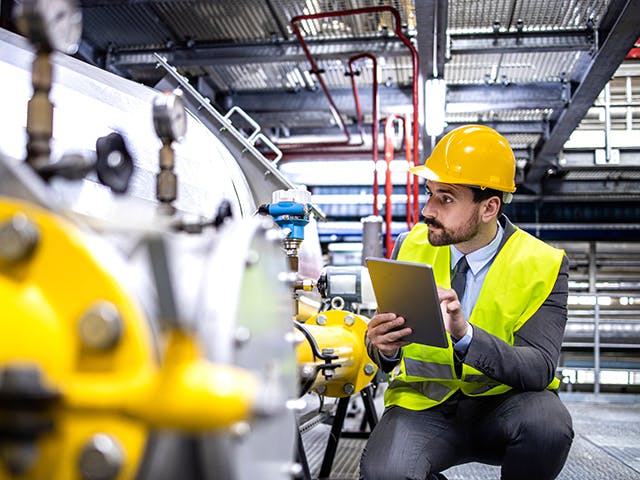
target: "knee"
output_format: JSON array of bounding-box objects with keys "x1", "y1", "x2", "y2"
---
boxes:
[
  {"x1": 519, "y1": 402, "x2": 574, "y2": 452},
  {"x1": 360, "y1": 447, "x2": 426, "y2": 480}
]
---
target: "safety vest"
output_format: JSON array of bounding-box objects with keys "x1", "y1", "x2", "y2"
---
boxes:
[{"x1": 385, "y1": 222, "x2": 564, "y2": 411}]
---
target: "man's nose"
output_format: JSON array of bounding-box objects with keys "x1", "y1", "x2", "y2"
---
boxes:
[{"x1": 422, "y1": 198, "x2": 435, "y2": 218}]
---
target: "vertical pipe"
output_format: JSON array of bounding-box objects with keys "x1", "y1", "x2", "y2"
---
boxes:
[
  {"x1": 361, "y1": 215, "x2": 384, "y2": 263},
  {"x1": 384, "y1": 116, "x2": 400, "y2": 257},
  {"x1": 604, "y1": 82, "x2": 612, "y2": 163},
  {"x1": 588, "y1": 242, "x2": 599, "y2": 395},
  {"x1": 594, "y1": 296, "x2": 601, "y2": 395},
  {"x1": 626, "y1": 76, "x2": 633, "y2": 130},
  {"x1": 348, "y1": 54, "x2": 379, "y2": 216},
  {"x1": 404, "y1": 115, "x2": 414, "y2": 228}
]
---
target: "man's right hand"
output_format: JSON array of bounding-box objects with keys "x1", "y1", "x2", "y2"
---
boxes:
[{"x1": 366, "y1": 312, "x2": 412, "y2": 358}]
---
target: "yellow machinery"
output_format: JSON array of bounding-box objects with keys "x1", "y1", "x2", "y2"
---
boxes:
[{"x1": 0, "y1": 2, "x2": 379, "y2": 478}]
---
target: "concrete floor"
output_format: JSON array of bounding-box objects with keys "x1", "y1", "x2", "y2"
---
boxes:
[{"x1": 301, "y1": 393, "x2": 640, "y2": 480}]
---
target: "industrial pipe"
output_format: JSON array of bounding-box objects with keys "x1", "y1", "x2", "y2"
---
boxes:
[
  {"x1": 288, "y1": 5, "x2": 420, "y2": 185},
  {"x1": 348, "y1": 53, "x2": 379, "y2": 216},
  {"x1": 383, "y1": 115, "x2": 402, "y2": 256},
  {"x1": 295, "y1": 310, "x2": 377, "y2": 398}
]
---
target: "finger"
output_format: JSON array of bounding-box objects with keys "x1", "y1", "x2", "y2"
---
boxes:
[
  {"x1": 437, "y1": 286, "x2": 458, "y2": 302},
  {"x1": 369, "y1": 312, "x2": 397, "y2": 328},
  {"x1": 383, "y1": 327, "x2": 412, "y2": 343}
]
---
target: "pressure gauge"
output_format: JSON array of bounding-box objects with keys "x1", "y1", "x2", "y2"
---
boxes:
[
  {"x1": 14, "y1": 0, "x2": 83, "y2": 54},
  {"x1": 153, "y1": 91, "x2": 187, "y2": 143}
]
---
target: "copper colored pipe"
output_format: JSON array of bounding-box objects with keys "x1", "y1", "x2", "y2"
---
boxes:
[
  {"x1": 348, "y1": 53, "x2": 379, "y2": 216},
  {"x1": 383, "y1": 115, "x2": 402, "y2": 257},
  {"x1": 404, "y1": 114, "x2": 414, "y2": 229}
]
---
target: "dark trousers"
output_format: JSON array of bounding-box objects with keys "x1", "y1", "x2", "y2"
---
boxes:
[{"x1": 359, "y1": 390, "x2": 573, "y2": 480}]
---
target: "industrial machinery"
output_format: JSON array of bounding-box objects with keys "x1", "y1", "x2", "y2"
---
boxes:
[{"x1": 0, "y1": 2, "x2": 378, "y2": 479}]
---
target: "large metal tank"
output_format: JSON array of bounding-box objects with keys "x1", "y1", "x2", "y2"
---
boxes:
[{"x1": 0, "y1": 25, "x2": 302, "y2": 480}]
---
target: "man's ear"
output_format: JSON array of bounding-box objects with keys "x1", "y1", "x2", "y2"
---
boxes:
[{"x1": 481, "y1": 196, "x2": 501, "y2": 221}]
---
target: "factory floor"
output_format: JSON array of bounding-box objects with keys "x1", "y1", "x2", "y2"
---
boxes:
[{"x1": 301, "y1": 391, "x2": 640, "y2": 480}]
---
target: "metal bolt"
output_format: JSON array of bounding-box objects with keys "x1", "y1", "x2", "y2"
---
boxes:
[
  {"x1": 78, "y1": 302, "x2": 122, "y2": 351},
  {"x1": 78, "y1": 434, "x2": 124, "y2": 480},
  {"x1": 301, "y1": 364, "x2": 315, "y2": 379},
  {"x1": 316, "y1": 385, "x2": 327, "y2": 394},
  {"x1": 0, "y1": 213, "x2": 39, "y2": 264},
  {"x1": 316, "y1": 314, "x2": 328, "y2": 325},
  {"x1": 344, "y1": 314, "x2": 356, "y2": 326},
  {"x1": 343, "y1": 383, "x2": 355, "y2": 395},
  {"x1": 364, "y1": 363, "x2": 376, "y2": 375}
]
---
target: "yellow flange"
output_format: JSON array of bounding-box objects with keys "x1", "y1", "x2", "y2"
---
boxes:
[{"x1": 296, "y1": 309, "x2": 378, "y2": 398}]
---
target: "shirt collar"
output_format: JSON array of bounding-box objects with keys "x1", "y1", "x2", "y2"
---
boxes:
[{"x1": 450, "y1": 221, "x2": 504, "y2": 275}]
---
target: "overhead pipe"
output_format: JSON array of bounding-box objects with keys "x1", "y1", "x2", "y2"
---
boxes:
[
  {"x1": 348, "y1": 53, "x2": 379, "y2": 215},
  {"x1": 288, "y1": 6, "x2": 420, "y2": 190}
]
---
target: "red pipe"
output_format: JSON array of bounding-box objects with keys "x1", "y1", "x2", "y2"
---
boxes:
[
  {"x1": 288, "y1": 6, "x2": 420, "y2": 183},
  {"x1": 627, "y1": 37, "x2": 640, "y2": 59},
  {"x1": 348, "y1": 53, "x2": 379, "y2": 216},
  {"x1": 404, "y1": 114, "x2": 414, "y2": 228},
  {"x1": 384, "y1": 115, "x2": 403, "y2": 257}
]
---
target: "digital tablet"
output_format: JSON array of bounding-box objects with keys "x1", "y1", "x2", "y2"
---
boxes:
[{"x1": 365, "y1": 257, "x2": 448, "y2": 348}]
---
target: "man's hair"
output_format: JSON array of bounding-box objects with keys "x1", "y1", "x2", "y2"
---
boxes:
[{"x1": 470, "y1": 186, "x2": 505, "y2": 216}]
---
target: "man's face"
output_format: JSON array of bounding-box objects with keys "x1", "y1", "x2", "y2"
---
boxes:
[{"x1": 422, "y1": 180, "x2": 481, "y2": 246}]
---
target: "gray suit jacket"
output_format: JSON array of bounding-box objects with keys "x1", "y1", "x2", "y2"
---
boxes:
[{"x1": 367, "y1": 215, "x2": 569, "y2": 392}]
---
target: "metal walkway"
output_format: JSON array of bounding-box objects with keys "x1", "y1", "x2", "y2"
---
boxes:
[{"x1": 301, "y1": 393, "x2": 640, "y2": 479}]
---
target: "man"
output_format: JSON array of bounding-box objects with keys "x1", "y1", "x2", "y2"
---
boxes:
[{"x1": 360, "y1": 125, "x2": 573, "y2": 480}]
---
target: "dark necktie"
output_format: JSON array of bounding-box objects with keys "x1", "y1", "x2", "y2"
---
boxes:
[{"x1": 451, "y1": 256, "x2": 470, "y2": 300}]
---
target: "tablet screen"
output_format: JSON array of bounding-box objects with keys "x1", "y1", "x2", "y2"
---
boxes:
[{"x1": 366, "y1": 257, "x2": 449, "y2": 348}]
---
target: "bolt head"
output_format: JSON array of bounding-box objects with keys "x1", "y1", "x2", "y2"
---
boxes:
[
  {"x1": 364, "y1": 363, "x2": 376, "y2": 375},
  {"x1": 344, "y1": 314, "x2": 356, "y2": 326},
  {"x1": 316, "y1": 314, "x2": 328, "y2": 325},
  {"x1": 78, "y1": 434, "x2": 123, "y2": 480},
  {"x1": 0, "y1": 213, "x2": 39, "y2": 264},
  {"x1": 78, "y1": 302, "x2": 122, "y2": 351},
  {"x1": 343, "y1": 383, "x2": 355, "y2": 395}
]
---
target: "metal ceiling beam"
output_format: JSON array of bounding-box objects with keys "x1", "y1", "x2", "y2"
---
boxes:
[
  {"x1": 107, "y1": 37, "x2": 409, "y2": 69},
  {"x1": 529, "y1": 0, "x2": 640, "y2": 186},
  {"x1": 450, "y1": 29, "x2": 595, "y2": 55},
  {"x1": 445, "y1": 121, "x2": 547, "y2": 135},
  {"x1": 447, "y1": 83, "x2": 568, "y2": 111},
  {"x1": 228, "y1": 87, "x2": 415, "y2": 117},
  {"x1": 229, "y1": 82, "x2": 568, "y2": 123}
]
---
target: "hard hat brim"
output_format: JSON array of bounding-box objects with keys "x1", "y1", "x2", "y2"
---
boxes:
[{"x1": 409, "y1": 164, "x2": 516, "y2": 193}]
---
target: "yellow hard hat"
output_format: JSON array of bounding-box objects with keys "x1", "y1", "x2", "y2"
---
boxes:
[{"x1": 410, "y1": 124, "x2": 516, "y2": 193}]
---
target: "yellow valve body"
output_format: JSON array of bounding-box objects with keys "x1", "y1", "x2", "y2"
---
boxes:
[{"x1": 296, "y1": 309, "x2": 378, "y2": 398}]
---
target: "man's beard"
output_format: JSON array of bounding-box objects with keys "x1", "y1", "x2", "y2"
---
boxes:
[{"x1": 425, "y1": 205, "x2": 481, "y2": 246}]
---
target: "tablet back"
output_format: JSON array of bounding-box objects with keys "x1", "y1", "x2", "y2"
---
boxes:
[{"x1": 366, "y1": 257, "x2": 448, "y2": 348}]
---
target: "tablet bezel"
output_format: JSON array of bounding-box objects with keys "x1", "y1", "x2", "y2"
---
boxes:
[{"x1": 365, "y1": 257, "x2": 449, "y2": 348}]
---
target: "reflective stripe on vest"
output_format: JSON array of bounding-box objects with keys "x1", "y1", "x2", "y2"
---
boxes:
[
  {"x1": 384, "y1": 222, "x2": 564, "y2": 411},
  {"x1": 388, "y1": 379, "x2": 454, "y2": 403},
  {"x1": 404, "y1": 357, "x2": 454, "y2": 380}
]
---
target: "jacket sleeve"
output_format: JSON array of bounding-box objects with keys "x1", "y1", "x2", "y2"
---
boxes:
[{"x1": 462, "y1": 255, "x2": 569, "y2": 391}]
